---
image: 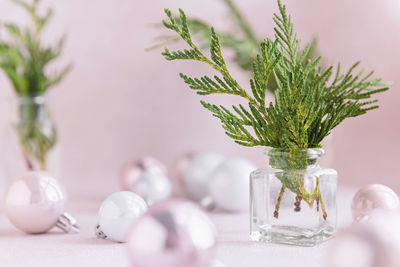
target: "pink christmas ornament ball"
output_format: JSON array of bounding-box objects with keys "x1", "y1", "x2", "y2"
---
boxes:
[
  {"x1": 4, "y1": 171, "x2": 67, "y2": 234},
  {"x1": 328, "y1": 210, "x2": 400, "y2": 267},
  {"x1": 120, "y1": 157, "x2": 168, "y2": 191},
  {"x1": 127, "y1": 199, "x2": 217, "y2": 267},
  {"x1": 351, "y1": 184, "x2": 399, "y2": 222}
]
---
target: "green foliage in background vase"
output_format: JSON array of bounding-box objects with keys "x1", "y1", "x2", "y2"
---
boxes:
[
  {"x1": 161, "y1": 0, "x2": 389, "y2": 219},
  {"x1": 0, "y1": 0, "x2": 70, "y2": 170}
]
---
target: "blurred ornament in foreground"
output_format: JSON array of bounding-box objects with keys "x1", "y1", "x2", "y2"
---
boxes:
[
  {"x1": 96, "y1": 191, "x2": 147, "y2": 242},
  {"x1": 4, "y1": 171, "x2": 79, "y2": 234},
  {"x1": 183, "y1": 152, "x2": 225, "y2": 201},
  {"x1": 351, "y1": 184, "x2": 399, "y2": 222},
  {"x1": 120, "y1": 157, "x2": 167, "y2": 190},
  {"x1": 208, "y1": 158, "x2": 256, "y2": 212},
  {"x1": 328, "y1": 210, "x2": 400, "y2": 267},
  {"x1": 127, "y1": 199, "x2": 217, "y2": 267}
]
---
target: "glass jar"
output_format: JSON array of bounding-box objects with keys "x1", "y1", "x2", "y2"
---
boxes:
[
  {"x1": 3, "y1": 94, "x2": 61, "y2": 179},
  {"x1": 250, "y1": 148, "x2": 337, "y2": 246}
]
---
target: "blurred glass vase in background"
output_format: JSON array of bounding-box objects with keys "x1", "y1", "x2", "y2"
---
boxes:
[
  {"x1": 0, "y1": 0, "x2": 70, "y2": 194},
  {"x1": 250, "y1": 148, "x2": 337, "y2": 246},
  {"x1": 4, "y1": 94, "x2": 61, "y2": 177}
]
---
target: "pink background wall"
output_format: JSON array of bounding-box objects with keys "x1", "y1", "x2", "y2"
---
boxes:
[{"x1": 0, "y1": 0, "x2": 398, "y2": 198}]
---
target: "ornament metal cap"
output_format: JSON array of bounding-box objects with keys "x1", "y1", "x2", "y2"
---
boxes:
[
  {"x1": 200, "y1": 196, "x2": 216, "y2": 211},
  {"x1": 94, "y1": 224, "x2": 107, "y2": 239},
  {"x1": 55, "y1": 212, "x2": 80, "y2": 233}
]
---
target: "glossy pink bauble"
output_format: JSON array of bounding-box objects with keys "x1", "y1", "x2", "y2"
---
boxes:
[
  {"x1": 127, "y1": 199, "x2": 217, "y2": 267},
  {"x1": 120, "y1": 157, "x2": 168, "y2": 190},
  {"x1": 351, "y1": 184, "x2": 399, "y2": 221},
  {"x1": 4, "y1": 171, "x2": 67, "y2": 234}
]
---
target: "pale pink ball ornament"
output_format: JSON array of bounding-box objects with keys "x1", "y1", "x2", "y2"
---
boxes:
[
  {"x1": 4, "y1": 171, "x2": 79, "y2": 234},
  {"x1": 127, "y1": 199, "x2": 217, "y2": 267},
  {"x1": 120, "y1": 157, "x2": 168, "y2": 191},
  {"x1": 328, "y1": 210, "x2": 400, "y2": 267},
  {"x1": 351, "y1": 184, "x2": 399, "y2": 222}
]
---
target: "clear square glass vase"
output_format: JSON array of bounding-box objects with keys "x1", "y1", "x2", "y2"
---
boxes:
[{"x1": 250, "y1": 148, "x2": 337, "y2": 246}]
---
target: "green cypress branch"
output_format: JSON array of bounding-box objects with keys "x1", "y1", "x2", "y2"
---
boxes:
[{"x1": 162, "y1": 0, "x2": 389, "y2": 151}]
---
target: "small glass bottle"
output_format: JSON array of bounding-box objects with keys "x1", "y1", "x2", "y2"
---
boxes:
[
  {"x1": 250, "y1": 148, "x2": 337, "y2": 246},
  {"x1": 3, "y1": 94, "x2": 61, "y2": 178}
]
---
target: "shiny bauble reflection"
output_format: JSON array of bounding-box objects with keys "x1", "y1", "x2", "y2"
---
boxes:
[
  {"x1": 183, "y1": 152, "x2": 225, "y2": 201},
  {"x1": 208, "y1": 158, "x2": 256, "y2": 212},
  {"x1": 127, "y1": 199, "x2": 217, "y2": 267},
  {"x1": 120, "y1": 157, "x2": 167, "y2": 191},
  {"x1": 4, "y1": 171, "x2": 66, "y2": 234},
  {"x1": 131, "y1": 171, "x2": 172, "y2": 206},
  {"x1": 98, "y1": 191, "x2": 147, "y2": 242},
  {"x1": 351, "y1": 184, "x2": 399, "y2": 222}
]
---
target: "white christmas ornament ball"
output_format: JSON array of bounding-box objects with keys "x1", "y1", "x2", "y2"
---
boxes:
[
  {"x1": 208, "y1": 158, "x2": 256, "y2": 212},
  {"x1": 98, "y1": 191, "x2": 147, "y2": 242},
  {"x1": 183, "y1": 152, "x2": 225, "y2": 201},
  {"x1": 351, "y1": 184, "x2": 399, "y2": 222},
  {"x1": 131, "y1": 171, "x2": 172, "y2": 206}
]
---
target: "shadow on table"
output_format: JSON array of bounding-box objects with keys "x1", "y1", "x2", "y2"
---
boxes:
[
  {"x1": 0, "y1": 229, "x2": 67, "y2": 238},
  {"x1": 65, "y1": 237, "x2": 126, "y2": 246}
]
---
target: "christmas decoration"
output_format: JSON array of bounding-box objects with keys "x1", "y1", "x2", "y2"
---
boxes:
[
  {"x1": 120, "y1": 157, "x2": 167, "y2": 191},
  {"x1": 328, "y1": 210, "x2": 400, "y2": 267},
  {"x1": 161, "y1": 0, "x2": 389, "y2": 245},
  {"x1": 131, "y1": 170, "x2": 172, "y2": 206},
  {"x1": 351, "y1": 184, "x2": 399, "y2": 221},
  {"x1": 182, "y1": 152, "x2": 225, "y2": 201},
  {"x1": 208, "y1": 158, "x2": 256, "y2": 212},
  {"x1": 95, "y1": 191, "x2": 147, "y2": 243},
  {"x1": 4, "y1": 171, "x2": 78, "y2": 234},
  {"x1": 127, "y1": 199, "x2": 217, "y2": 267}
]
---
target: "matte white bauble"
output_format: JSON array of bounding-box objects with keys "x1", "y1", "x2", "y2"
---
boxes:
[
  {"x1": 97, "y1": 191, "x2": 147, "y2": 242},
  {"x1": 131, "y1": 170, "x2": 172, "y2": 205},
  {"x1": 208, "y1": 158, "x2": 256, "y2": 212},
  {"x1": 183, "y1": 152, "x2": 225, "y2": 201},
  {"x1": 351, "y1": 184, "x2": 399, "y2": 222}
]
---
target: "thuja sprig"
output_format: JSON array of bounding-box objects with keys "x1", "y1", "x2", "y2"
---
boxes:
[
  {"x1": 0, "y1": 0, "x2": 71, "y2": 96},
  {"x1": 162, "y1": 1, "x2": 389, "y2": 151},
  {"x1": 162, "y1": 0, "x2": 389, "y2": 220},
  {"x1": 155, "y1": 0, "x2": 321, "y2": 92}
]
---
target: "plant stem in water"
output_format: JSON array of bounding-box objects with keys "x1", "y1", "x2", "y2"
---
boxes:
[{"x1": 274, "y1": 185, "x2": 286, "y2": 218}]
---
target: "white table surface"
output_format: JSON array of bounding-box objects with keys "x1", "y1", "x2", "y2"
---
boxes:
[{"x1": 0, "y1": 187, "x2": 355, "y2": 267}]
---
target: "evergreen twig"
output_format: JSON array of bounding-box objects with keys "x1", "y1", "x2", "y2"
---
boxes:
[
  {"x1": 162, "y1": 1, "x2": 389, "y2": 150},
  {"x1": 162, "y1": 0, "x2": 390, "y2": 219}
]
